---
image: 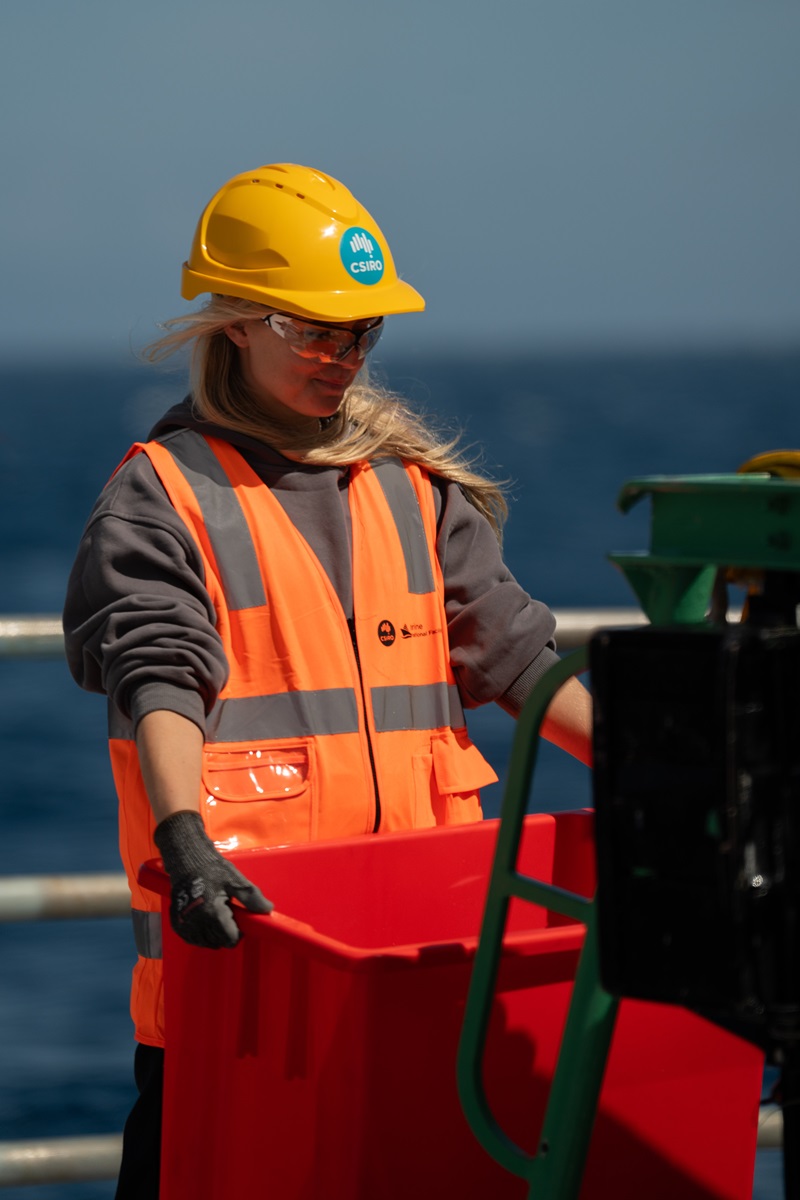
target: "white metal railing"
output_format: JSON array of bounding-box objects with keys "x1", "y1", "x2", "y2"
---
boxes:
[
  {"x1": 0, "y1": 873, "x2": 130, "y2": 921},
  {"x1": 0, "y1": 608, "x2": 650, "y2": 658},
  {"x1": 0, "y1": 1135, "x2": 123, "y2": 1188},
  {"x1": 0, "y1": 615, "x2": 65, "y2": 657},
  {"x1": 0, "y1": 611, "x2": 781, "y2": 1186},
  {"x1": 1, "y1": 614, "x2": 126, "y2": 1185}
]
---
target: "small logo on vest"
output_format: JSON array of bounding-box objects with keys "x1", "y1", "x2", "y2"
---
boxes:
[
  {"x1": 378, "y1": 619, "x2": 396, "y2": 646},
  {"x1": 400, "y1": 623, "x2": 442, "y2": 639}
]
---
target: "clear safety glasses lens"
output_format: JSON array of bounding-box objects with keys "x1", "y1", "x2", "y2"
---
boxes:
[{"x1": 263, "y1": 313, "x2": 384, "y2": 363}]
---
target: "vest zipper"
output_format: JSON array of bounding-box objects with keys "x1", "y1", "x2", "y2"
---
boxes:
[{"x1": 347, "y1": 616, "x2": 382, "y2": 832}]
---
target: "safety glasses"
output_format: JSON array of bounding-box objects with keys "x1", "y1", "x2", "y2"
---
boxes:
[{"x1": 262, "y1": 312, "x2": 384, "y2": 363}]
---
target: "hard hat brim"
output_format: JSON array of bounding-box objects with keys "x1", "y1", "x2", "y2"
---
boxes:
[{"x1": 181, "y1": 266, "x2": 425, "y2": 321}]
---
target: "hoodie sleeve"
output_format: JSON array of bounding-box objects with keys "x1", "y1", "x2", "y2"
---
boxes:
[
  {"x1": 432, "y1": 476, "x2": 559, "y2": 712},
  {"x1": 62, "y1": 452, "x2": 229, "y2": 735}
]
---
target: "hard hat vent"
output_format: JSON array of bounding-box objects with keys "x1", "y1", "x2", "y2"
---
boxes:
[{"x1": 206, "y1": 214, "x2": 289, "y2": 272}]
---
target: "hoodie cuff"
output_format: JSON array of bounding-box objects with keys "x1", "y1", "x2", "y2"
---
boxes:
[
  {"x1": 129, "y1": 683, "x2": 207, "y2": 737},
  {"x1": 495, "y1": 647, "x2": 562, "y2": 718}
]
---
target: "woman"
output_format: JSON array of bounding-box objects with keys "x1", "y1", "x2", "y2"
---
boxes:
[{"x1": 63, "y1": 162, "x2": 592, "y2": 1197}]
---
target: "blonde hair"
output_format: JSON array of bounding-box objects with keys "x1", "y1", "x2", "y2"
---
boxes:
[{"x1": 144, "y1": 296, "x2": 508, "y2": 539}]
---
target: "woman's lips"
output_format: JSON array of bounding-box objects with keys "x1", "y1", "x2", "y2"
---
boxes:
[{"x1": 313, "y1": 372, "x2": 355, "y2": 390}]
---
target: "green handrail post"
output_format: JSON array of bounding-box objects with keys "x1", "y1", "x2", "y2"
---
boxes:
[{"x1": 457, "y1": 649, "x2": 618, "y2": 1199}]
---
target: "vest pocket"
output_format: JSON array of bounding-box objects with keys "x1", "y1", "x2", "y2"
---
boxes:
[
  {"x1": 412, "y1": 728, "x2": 497, "y2": 827},
  {"x1": 202, "y1": 743, "x2": 316, "y2": 850}
]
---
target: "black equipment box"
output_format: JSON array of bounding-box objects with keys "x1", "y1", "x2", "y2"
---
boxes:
[{"x1": 591, "y1": 625, "x2": 800, "y2": 1047}]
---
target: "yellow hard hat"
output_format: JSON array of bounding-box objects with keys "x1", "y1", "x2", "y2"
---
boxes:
[{"x1": 181, "y1": 163, "x2": 425, "y2": 321}]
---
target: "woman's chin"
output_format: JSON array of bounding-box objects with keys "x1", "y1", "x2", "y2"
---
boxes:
[{"x1": 310, "y1": 382, "x2": 348, "y2": 411}]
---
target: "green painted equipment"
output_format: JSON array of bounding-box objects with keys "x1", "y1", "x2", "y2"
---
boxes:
[{"x1": 458, "y1": 468, "x2": 800, "y2": 1199}]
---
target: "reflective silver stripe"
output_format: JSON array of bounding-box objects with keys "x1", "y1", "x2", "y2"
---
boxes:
[
  {"x1": 161, "y1": 430, "x2": 267, "y2": 612},
  {"x1": 109, "y1": 689, "x2": 361, "y2": 744},
  {"x1": 113, "y1": 684, "x2": 459, "y2": 740},
  {"x1": 132, "y1": 909, "x2": 162, "y2": 959},
  {"x1": 447, "y1": 683, "x2": 466, "y2": 728},
  {"x1": 206, "y1": 688, "x2": 360, "y2": 742},
  {"x1": 371, "y1": 682, "x2": 464, "y2": 733},
  {"x1": 371, "y1": 458, "x2": 436, "y2": 595}
]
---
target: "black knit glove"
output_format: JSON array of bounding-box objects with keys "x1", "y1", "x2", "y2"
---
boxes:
[{"x1": 153, "y1": 810, "x2": 273, "y2": 949}]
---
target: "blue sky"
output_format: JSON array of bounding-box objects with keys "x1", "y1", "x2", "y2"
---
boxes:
[{"x1": 1, "y1": 0, "x2": 798, "y2": 360}]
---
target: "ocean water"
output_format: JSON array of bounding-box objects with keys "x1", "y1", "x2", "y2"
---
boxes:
[{"x1": 2, "y1": 346, "x2": 798, "y2": 1198}]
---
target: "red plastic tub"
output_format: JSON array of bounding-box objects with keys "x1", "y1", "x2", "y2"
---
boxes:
[{"x1": 140, "y1": 813, "x2": 763, "y2": 1199}]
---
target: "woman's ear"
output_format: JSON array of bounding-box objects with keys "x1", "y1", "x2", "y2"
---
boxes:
[{"x1": 224, "y1": 322, "x2": 250, "y2": 348}]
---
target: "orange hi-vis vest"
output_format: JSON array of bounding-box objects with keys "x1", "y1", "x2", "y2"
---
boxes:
[{"x1": 109, "y1": 429, "x2": 498, "y2": 1045}]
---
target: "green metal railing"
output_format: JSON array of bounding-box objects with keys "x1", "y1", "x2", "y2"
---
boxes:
[{"x1": 457, "y1": 649, "x2": 618, "y2": 1198}]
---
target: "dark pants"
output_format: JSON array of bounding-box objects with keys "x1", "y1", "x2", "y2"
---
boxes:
[{"x1": 115, "y1": 1043, "x2": 164, "y2": 1200}]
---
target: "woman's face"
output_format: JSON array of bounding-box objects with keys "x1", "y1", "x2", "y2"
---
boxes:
[{"x1": 224, "y1": 316, "x2": 365, "y2": 429}]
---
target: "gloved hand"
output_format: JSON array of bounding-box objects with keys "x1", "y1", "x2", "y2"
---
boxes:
[{"x1": 153, "y1": 810, "x2": 273, "y2": 949}]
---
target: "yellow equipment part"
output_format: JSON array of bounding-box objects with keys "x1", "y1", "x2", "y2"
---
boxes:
[
  {"x1": 737, "y1": 450, "x2": 800, "y2": 478},
  {"x1": 727, "y1": 450, "x2": 800, "y2": 601}
]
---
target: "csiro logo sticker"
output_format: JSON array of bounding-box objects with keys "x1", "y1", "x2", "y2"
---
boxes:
[
  {"x1": 378, "y1": 619, "x2": 396, "y2": 646},
  {"x1": 340, "y1": 226, "x2": 385, "y2": 286}
]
